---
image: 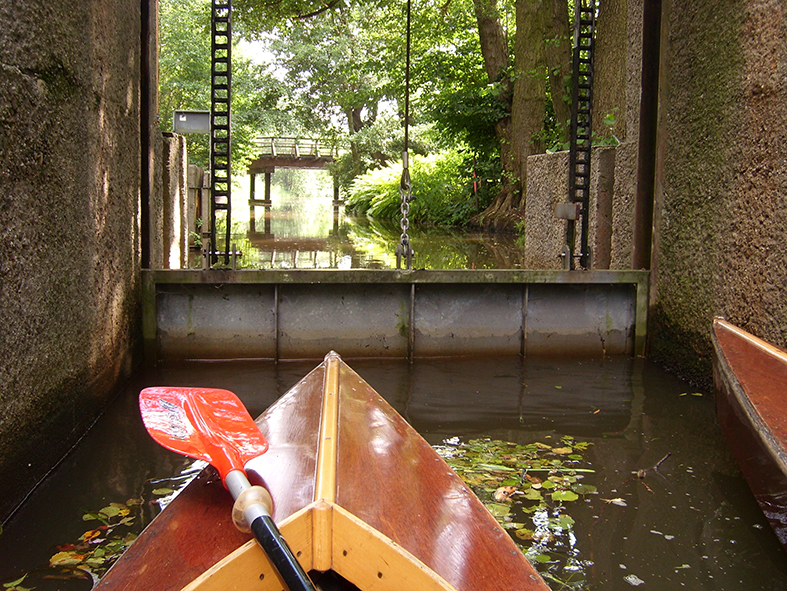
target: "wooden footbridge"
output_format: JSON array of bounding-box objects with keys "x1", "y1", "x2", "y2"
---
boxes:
[
  {"x1": 247, "y1": 137, "x2": 340, "y2": 173},
  {"x1": 247, "y1": 137, "x2": 345, "y2": 234}
]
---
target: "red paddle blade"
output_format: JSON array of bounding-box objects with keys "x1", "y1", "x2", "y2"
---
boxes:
[{"x1": 139, "y1": 387, "x2": 268, "y2": 482}]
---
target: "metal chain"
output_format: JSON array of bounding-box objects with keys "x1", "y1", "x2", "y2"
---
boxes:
[
  {"x1": 396, "y1": 0, "x2": 414, "y2": 270},
  {"x1": 397, "y1": 151, "x2": 413, "y2": 269}
]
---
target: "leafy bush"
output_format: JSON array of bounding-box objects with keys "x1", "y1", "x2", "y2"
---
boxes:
[{"x1": 345, "y1": 149, "x2": 475, "y2": 227}]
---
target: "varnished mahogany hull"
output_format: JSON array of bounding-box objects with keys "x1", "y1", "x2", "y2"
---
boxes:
[
  {"x1": 97, "y1": 353, "x2": 548, "y2": 590},
  {"x1": 712, "y1": 318, "x2": 787, "y2": 548}
]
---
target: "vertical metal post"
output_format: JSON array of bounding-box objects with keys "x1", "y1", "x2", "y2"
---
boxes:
[
  {"x1": 249, "y1": 173, "x2": 256, "y2": 232},
  {"x1": 566, "y1": 0, "x2": 596, "y2": 270},
  {"x1": 210, "y1": 0, "x2": 232, "y2": 266}
]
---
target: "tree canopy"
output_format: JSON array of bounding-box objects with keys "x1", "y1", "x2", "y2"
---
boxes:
[{"x1": 159, "y1": 0, "x2": 573, "y2": 226}]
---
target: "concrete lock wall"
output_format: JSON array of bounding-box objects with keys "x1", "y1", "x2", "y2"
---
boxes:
[
  {"x1": 145, "y1": 270, "x2": 649, "y2": 362},
  {"x1": 648, "y1": 0, "x2": 787, "y2": 384},
  {"x1": 523, "y1": 0, "x2": 787, "y2": 387},
  {"x1": 0, "y1": 0, "x2": 152, "y2": 521},
  {"x1": 523, "y1": 0, "x2": 645, "y2": 272}
]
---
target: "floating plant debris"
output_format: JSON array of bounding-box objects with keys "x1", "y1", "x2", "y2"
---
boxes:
[
  {"x1": 434, "y1": 436, "x2": 597, "y2": 589},
  {"x1": 1, "y1": 463, "x2": 204, "y2": 590}
]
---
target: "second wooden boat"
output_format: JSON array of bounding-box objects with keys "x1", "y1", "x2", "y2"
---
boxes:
[
  {"x1": 712, "y1": 318, "x2": 787, "y2": 548},
  {"x1": 97, "y1": 352, "x2": 549, "y2": 590}
]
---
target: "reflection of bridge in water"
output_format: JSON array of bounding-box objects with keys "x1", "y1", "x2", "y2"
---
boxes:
[
  {"x1": 246, "y1": 137, "x2": 344, "y2": 236},
  {"x1": 244, "y1": 233, "x2": 347, "y2": 269}
]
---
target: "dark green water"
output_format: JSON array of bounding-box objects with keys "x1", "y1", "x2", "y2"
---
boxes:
[{"x1": 1, "y1": 356, "x2": 785, "y2": 590}]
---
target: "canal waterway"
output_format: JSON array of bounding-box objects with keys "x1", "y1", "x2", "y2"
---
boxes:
[
  {"x1": 1, "y1": 356, "x2": 786, "y2": 590},
  {"x1": 202, "y1": 169, "x2": 530, "y2": 270}
]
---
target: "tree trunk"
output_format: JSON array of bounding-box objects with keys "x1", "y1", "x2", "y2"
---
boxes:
[
  {"x1": 510, "y1": 0, "x2": 548, "y2": 209},
  {"x1": 473, "y1": 0, "x2": 510, "y2": 82},
  {"x1": 472, "y1": 0, "x2": 517, "y2": 226},
  {"x1": 545, "y1": 0, "x2": 572, "y2": 143},
  {"x1": 346, "y1": 107, "x2": 364, "y2": 177},
  {"x1": 480, "y1": 0, "x2": 548, "y2": 225}
]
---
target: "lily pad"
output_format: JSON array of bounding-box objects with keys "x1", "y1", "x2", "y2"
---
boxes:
[{"x1": 551, "y1": 490, "x2": 579, "y2": 502}]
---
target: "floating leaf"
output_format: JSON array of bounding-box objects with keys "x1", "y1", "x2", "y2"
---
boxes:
[
  {"x1": 82, "y1": 512, "x2": 104, "y2": 522},
  {"x1": 515, "y1": 528, "x2": 536, "y2": 540},
  {"x1": 523, "y1": 488, "x2": 543, "y2": 501},
  {"x1": 3, "y1": 575, "x2": 27, "y2": 589},
  {"x1": 624, "y1": 574, "x2": 645, "y2": 586},
  {"x1": 50, "y1": 551, "x2": 85, "y2": 567},
  {"x1": 152, "y1": 488, "x2": 175, "y2": 496},
  {"x1": 100, "y1": 505, "x2": 121, "y2": 518},
  {"x1": 551, "y1": 447, "x2": 572, "y2": 455},
  {"x1": 532, "y1": 553, "x2": 552, "y2": 564},
  {"x1": 552, "y1": 514, "x2": 575, "y2": 530},
  {"x1": 86, "y1": 556, "x2": 106, "y2": 567},
  {"x1": 601, "y1": 497, "x2": 628, "y2": 507},
  {"x1": 551, "y1": 490, "x2": 579, "y2": 502},
  {"x1": 571, "y1": 483, "x2": 597, "y2": 495},
  {"x1": 493, "y1": 486, "x2": 517, "y2": 502},
  {"x1": 487, "y1": 503, "x2": 511, "y2": 517},
  {"x1": 80, "y1": 529, "x2": 102, "y2": 542}
]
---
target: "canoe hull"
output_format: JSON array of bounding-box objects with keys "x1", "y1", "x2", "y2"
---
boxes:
[
  {"x1": 712, "y1": 318, "x2": 787, "y2": 548},
  {"x1": 98, "y1": 353, "x2": 549, "y2": 590}
]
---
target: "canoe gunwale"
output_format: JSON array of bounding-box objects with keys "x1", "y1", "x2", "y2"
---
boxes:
[
  {"x1": 712, "y1": 318, "x2": 787, "y2": 548},
  {"x1": 712, "y1": 319, "x2": 787, "y2": 477}
]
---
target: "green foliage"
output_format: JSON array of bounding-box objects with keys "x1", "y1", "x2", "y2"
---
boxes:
[
  {"x1": 345, "y1": 149, "x2": 476, "y2": 226},
  {"x1": 158, "y1": 0, "x2": 294, "y2": 168},
  {"x1": 546, "y1": 107, "x2": 621, "y2": 153}
]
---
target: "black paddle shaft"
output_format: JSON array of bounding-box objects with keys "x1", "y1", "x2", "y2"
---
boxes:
[{"x1": 251, "y1": 515, "x2": 316, "y2": 591}]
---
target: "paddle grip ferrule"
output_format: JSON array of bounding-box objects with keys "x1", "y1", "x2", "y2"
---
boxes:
[{"x1": 251, "y1": 515, "x2": 316, "y2": 591}]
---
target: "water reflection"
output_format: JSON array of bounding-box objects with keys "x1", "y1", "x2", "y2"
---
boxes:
[
  {"x1": 201, "y1": 171, "x2": 529, "y2": 270},
  {"x1": 219, "y1": 216, "x2": 528, "y2": 271}
]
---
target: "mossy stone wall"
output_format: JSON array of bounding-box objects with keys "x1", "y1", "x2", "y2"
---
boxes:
[
  {"x1": 0, "y1": 0, "x2": 146, "y2": 520},
  {"x1": 650, "y1": 0, "x2": 787, "y2": 385}
]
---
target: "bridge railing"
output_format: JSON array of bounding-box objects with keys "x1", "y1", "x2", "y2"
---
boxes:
[{"x1": 253, "y1": 137, "x2": 343, "y2": 159}]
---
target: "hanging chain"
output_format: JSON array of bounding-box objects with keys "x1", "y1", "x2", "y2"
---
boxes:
[
  {"x1": 397, "y1": 151, "x2": 413, "y2": 269},
  {"x1": 396, "y1": 0, "x2": 414, "y2": 270}
]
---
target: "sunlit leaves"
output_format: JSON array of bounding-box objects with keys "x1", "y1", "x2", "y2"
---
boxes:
[
  {"x1": 158, "y1": 0, "x2": 292, "y2": 168},
  {"x1": 345, "y1": 149, "x2": 477, "y2": 226}
]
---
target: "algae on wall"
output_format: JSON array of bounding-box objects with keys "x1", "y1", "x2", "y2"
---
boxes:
[
  {"x1": 650, "y1": 0, "x2": 787, "y2": 386},
  {"x1": 0, "y1": 0, "x2": 146, "y2": 520}
]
